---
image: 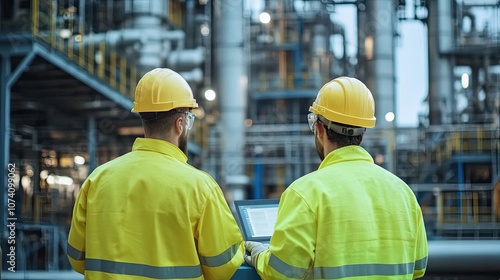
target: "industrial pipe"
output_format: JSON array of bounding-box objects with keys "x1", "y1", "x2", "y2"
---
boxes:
[
  {"x1": 426, "y1": 240, "x2": 500, "y2": 275},
  {"x1": 1, "y1": 241, "x2": 499, "y2": 279}
]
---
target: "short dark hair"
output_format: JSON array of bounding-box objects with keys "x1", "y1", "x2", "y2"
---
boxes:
[
  {"x1": 319, "y1": 120, "x2": 364, "y2": 147},
  {"x1": 140, "y1": 110, "x2": 184, "y2": 136}
]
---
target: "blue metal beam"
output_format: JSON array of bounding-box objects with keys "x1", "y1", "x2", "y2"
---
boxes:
[
  {"x1": 7, "y1": 51, "x2": 36, "y2": 89},
  {"x1": 32, "y1": 43, "x2": 133, "y2": 111},
  {"x1": 0, "y1": 34, "x2": 33, "y2": 55},
  {"x1": 253, "y1": 159, "x2": 263, "y2": 199},
  {"x1": 1, "y1": 55, "x2": 11, "y2": 240}
]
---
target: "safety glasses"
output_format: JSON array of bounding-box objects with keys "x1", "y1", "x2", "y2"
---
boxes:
[
  {"x1": 307, "y1": 112, "x2": 366, "y2": 136},
  {"x1": 185, "y1": 111, "x2": 195, "y2": 131},
  {"x1": 307, "y1": 113, "x2": 318, "y2": 133},
  {"x1": 177, "y1": 109, "x2": 196, "y2": 131}
]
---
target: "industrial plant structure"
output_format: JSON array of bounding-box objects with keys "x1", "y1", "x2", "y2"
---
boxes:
[{"x1": 0, "y1": 0, "x2": 499, "y2": 272}]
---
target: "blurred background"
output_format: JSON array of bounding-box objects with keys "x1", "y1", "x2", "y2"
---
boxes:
[{"x1": 0, "y1": 0, "x2": 499, "y2": 278}]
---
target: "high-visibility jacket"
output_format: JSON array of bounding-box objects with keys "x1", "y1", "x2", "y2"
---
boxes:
[
  {"x1": 255, "y1": 145, "x2": 428, "y2": 279},
  {"x1": 67, "y1": 138, "x2": 244, "y2": 280}
]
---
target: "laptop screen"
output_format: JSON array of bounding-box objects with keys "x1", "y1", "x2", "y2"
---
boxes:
[{"x1": 234, "y1": 199, "x2": 279, "y2": 243}]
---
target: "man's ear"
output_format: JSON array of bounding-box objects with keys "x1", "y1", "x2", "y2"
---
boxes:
[
  {"x1": 174, "y1": 116, "x2": 184, "y2": 136},
  {"x1": 315, "y1": 122, "x2": 325, "y2": 138}
]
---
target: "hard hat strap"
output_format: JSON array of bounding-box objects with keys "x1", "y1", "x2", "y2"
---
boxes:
[{"x1": 318, "y1": 115, "x2": 366, "y2": 137}]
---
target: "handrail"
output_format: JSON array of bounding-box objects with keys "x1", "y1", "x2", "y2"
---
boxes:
[
  {"x1": 31, "y1": 0, "x2": 139, "y2": 101},
  {"x1": 434, "y1": 127, "x2": 496, "y2": 165}
]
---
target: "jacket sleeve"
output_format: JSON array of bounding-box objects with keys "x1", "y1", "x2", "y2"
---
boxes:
[
  {"x1": 413, "y1": 207, "x2": 428, "y2": 279},
  {"x1": 67, "y1": 179, "x2": 89, "y2": 274},
  {"x1": 256, "y1": 188, "x2": 316, "y2": 279},
  {"x1": 197, "y1": 185, "x2": 244, "y2": 280}
]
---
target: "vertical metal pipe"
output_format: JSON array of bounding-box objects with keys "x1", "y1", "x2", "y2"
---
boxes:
[
  {"x1": 1, "y1": 55, "x2": 11, "y2": 240},
  {"x1": 427, "y1": 0, "x2": 454, "y2": 124},
  {"x1": 110, "y1": 50, "x2": 116, "y2": 89},
  {"x1": 98, "y1": 41, "x2": 105, "y2": 78},
  {"x1": 215, "y1": 0, "x2": 247, "y2": 200},
  {"x1": 295, "y1": 20, "x2": 303, "y2": 87},
  {"x1": 437, "y1": 190, "x2": 444, "y2": 225},
  {"x1": 185, "y1": 0, "x2": 195, "y2": 48},
  {"x1": 32, "y1": 0, "x2": 39, "y2": 37},
  {"x1": 130, "y1": 66, "x2": 137, "y2": 99},
  {"x1": 88, "y1": 116, "x2": 96, "y2": 174},
  {"x1": 471, "y1": 65, "x2": 480, "y2": 118},
  {"x1": 253, "y1": 160, "x2": 262, "y2": 199},
  {"x1": 50, "y1": 0, "x2": 56, "y2": 47},
  {"x1": 357, "y1": 2, "x2": 367, "y2": 81},
  {"x1": 78, "y1": 1, "x2": 85, "y2": 67},
  {"x1": 362, "y1": 0, "x2": 396, "y2": 172},
  {"x1": 364, "y1": 0, "x2": 396, "y2": 130},
  {"x1": 88, "y1": 40, "x2": 94, "y2": 74},
  {"x1": 79, "y1": 0, "x2": 85, "y2": 33},
  {"x1": 120, "y1": 58, "x2": 126, "y2": 94},
  {"x1": 457, "y1": 158, "x2": 464, "y2": 217}
]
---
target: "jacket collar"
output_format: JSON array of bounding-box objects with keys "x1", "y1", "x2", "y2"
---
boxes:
[
  {"x1": 318, "y1": 145, "x2": 374, "y2": 170},
  {"x1": 132, "y1": 138, "x2": 188, "y2": 163}
]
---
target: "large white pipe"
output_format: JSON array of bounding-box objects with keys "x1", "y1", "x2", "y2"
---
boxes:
[
  {"x1": 215, "y1": 0, "x2": 247, "y2": 200},
  {"x1": 122, "y1": 0, "x2": 170, "y2": 69},
  {"x1": 123, "y1": 0, "x2": 169, "y2": 25},
  {"x1": 364, "y1": 0, "x2": 396, "y2": 130},
  {"x1": 167, "y1": 47, "x2": 206, "y2": 69},
  {"x1": 78, "y1": 29, "x2": 185, "y2": 70},
  {"x1": 361, "y1": 0, "x2": 396, "y2": 173},
  {"x1": 82, "y1": 29, "x2": 185, "y2": 47},
  {"x1": 427, "y1": 0, "x2": 454, "y2": 125}
]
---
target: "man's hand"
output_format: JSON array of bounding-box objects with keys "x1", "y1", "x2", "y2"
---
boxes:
[{"x1": 244, "y1": 241, "x2": 268, "y2": 268}]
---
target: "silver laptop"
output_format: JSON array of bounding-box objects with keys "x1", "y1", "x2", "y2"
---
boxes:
[{"x1": 234, "y1": 199, "x2": 279, "y2": 244}]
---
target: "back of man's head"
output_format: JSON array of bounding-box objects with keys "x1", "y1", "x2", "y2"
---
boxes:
[
  {"x1": 309, "y1": 77, "x2": 376, "y2": 146},
  {"x1": 131, "y1": 68, "x2": 198, "y2": 137},
  {"x1": 132, "y1": 68, "x2": 198, "y2": 114}
]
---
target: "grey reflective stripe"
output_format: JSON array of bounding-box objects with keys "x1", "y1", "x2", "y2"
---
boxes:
[
  {"x1": 414, "y1": 256, "x2": 428, "y2": 270},
  {"x1": 85, "y1": 259, "x2": 202, "y2": 279},
  {"x1": 67, "y1": 243, "x2": 85, "y2": 261},
  {"x1": 199, "y1": 241, "x2": 241, "y2": 267},
  {"x1": 269, "y1": 253, "x2": 429, "y2": 279},
  {"x1": 314, "y1": 263, "x2": 414, "y2": 278},
  {"x1": 269, "y1": 254, "x2": 309, "y2": 278}
]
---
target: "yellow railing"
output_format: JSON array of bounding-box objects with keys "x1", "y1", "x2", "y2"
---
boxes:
[
  {"x1": 434, "y1": 127, "x2": 496, "y2": 165},
  {"x1": 30, "y1": 0, "x2": 208, "y2": 150},
  {"x1": 423, "y1": 186, "x2": 500, "y2": 238},
  {"x1": 436, "y1": 190, "x2": 496, "y2": 224},
  {"x1": 32, "y1": 0, "x2": 139, "y2": 100}
]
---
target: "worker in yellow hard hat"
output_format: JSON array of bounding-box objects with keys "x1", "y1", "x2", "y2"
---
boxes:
[
  {"x1": 245, "y1": 77, "x2": 428, "y2": 279},
  {"x1": 67, "y1": 68, "x2": 245, "y2": 280}
]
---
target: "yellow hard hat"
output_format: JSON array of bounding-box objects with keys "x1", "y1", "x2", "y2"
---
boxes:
[
  {"x1": 309, "y1": 76, "x2": 376, "y2": 128},
  {"x1": 131, "y1": 68, "x2": 198, "y2": 113}
]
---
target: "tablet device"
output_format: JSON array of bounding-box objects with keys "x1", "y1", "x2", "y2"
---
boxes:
[{"x1": 234, "y1": 199, "x2": 279, "y2": 244}]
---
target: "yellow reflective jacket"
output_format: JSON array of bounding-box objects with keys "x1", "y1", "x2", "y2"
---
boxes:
[
  {"x1": 255, "y1": 145, "x2": 428, "y2": 279},
  {"x1": 67, "y1": 138, "x2": 244, "y2": 280}
]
